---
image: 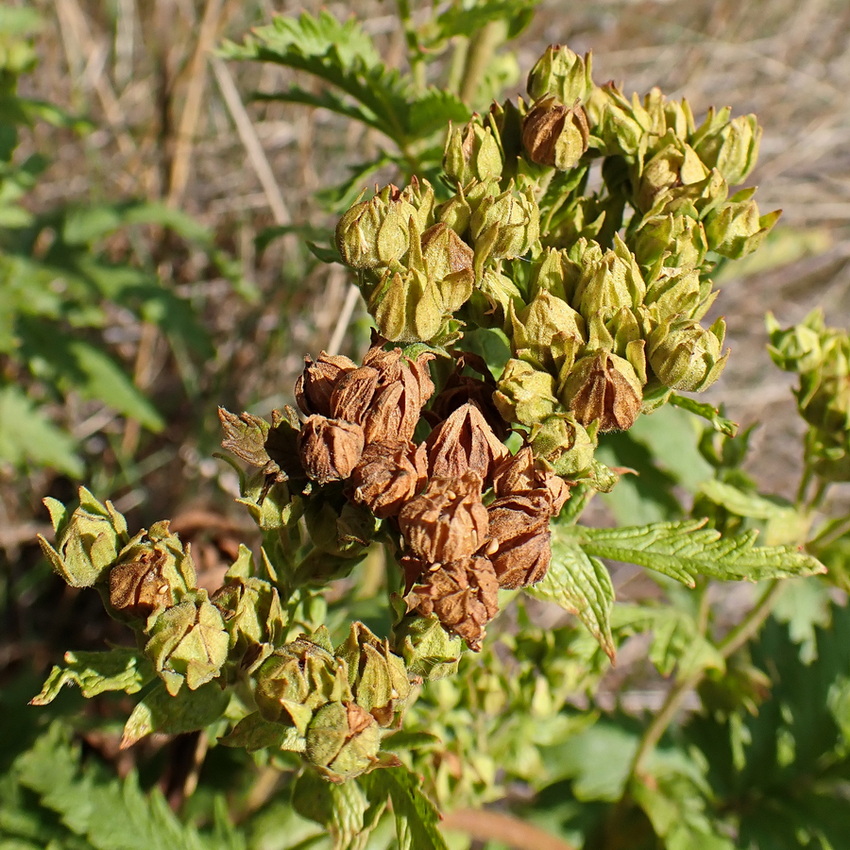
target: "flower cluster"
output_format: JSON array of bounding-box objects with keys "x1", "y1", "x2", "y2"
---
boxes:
[
  {"x1": 768, "y1": 310, "x2": 850, "y2": 481},
  {"x1": 293, "y1": 338, "x2": 569, "y2": 649},
  {"x1": 335, "y1": 45, "x2": 779, "y2": 478}
]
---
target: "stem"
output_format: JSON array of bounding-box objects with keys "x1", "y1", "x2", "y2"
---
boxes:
[
  {"x1": 625, "y1": 578, "x2": 784, "y2": 783},
  {"x1": 442, "y1": 808, "x2": 578, "y2": 850},
  {"x1": 396, "y1": 0, "x2": 426, "y2": 93},
  {"x1": 459, "y1": 20, "x2": 507, "y2": 107}
]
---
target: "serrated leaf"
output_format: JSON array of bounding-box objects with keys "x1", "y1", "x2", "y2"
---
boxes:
[
  {"x1": 0, "y1": 383, "x2": 83, "y2": 476},
  {"x1": 223, "y1": 11, "x2": 466, "y2": 148},
  {"x1": 361, "y1": 767, "x2": 447, "y2": 850},
  {"x1": 121, "y1": 680, "x2": 230, "y2": 747},
  {"x1": 566, "y1": 520, "x2": 825, "y2": 586},
  {"x1": 428, "y1": 0, "x2": 540, "y2": 47},
  {"x1": 30, "y1": 648, "x2": 153, "y2": 706},
  {"x1": 16, "y1": 722, "x2": 235, "y2": 850},
  {"x1": 526, "y1": 528, "x2": 615, "y2": 659}
]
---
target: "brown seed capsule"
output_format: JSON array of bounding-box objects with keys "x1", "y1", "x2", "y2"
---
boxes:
[
  {"x1": 328, "y1": 366, "x2": 380, "y2": 424},
  {"x1": 491, "y1": 446, "x2": 571, "y2": 516},
  {"x1": 485, "y1": 493, "x2": 552, "y2": 588},
  {"x1": 522, "y1": 95, "x2": 590, "y2": 170},
  {"x1": 420, "y1": 222, "x2": 475, "y2": 281},
  {"x1": 109, "y1": 549, "x2": 173, "y2": 617},
  {"x1": 406, "y1": 556, "x2": 500, "y2": 651},
  {"x1": 295, "y1": 353, "x2": 357, "y2": 417},
  {"x1": 398, "y1": 470, "x2": 489, "y2": 565},
  {"x1": 299, "y1": 415, "x2": 365, "y2": 485},
  {"x1": 350, "y1": 440, "x2": 428, "y2": 518},
  {"x1": 561, "y1": 351, "x2": 643, "y2": 431},
  {"x1": 425, "y1": 402, "x2": 508, "y2": 481}
]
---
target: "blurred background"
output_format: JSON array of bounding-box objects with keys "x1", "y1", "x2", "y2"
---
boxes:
[{"x1": 3, "y1": 0, "x2": 849, "y2": 679}]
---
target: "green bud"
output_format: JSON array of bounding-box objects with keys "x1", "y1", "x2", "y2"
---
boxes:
[
  {"x1": 509, "y1": 291, "x2": 585, "y2": 372},
  {"x1": 39, "y1": 488, "x2": 129, "y2": 588},
  {"x1": 705, "y1": 189, "x2": 781, "y2": 258},
  {"x1": 211, "y1": 572, "x2": 285, "y2": 655},
  {"x1": 560, "y1": 350, "x2": 644, "y2": 431},
  {"x1": 335, "y1": 186, "x2": 416, "y2": 269},
  {"x1": 470, "y1": 182, "x2": 540, "y2": 261},
  {"x1": 527, "y1": 45, "x2": 594, "y2": 105},
  {"x1": 530, "y1": 413, "x2": 597, "y2": 477},
  {"x1": 644, "y1": 269, "x2": 702, "y2": 320},
  {"x1": 304, "y1": 496, "x2": 380, "y2": 560},
  {"x1": 766, "y1": 310, "x2": 825, "y2": 373},
  {"x1": 585, "y1": 307, "x2": 648, "y2": 382},
  {"x1": 464, "y1": 268, "x2": 524, "y2": 331},
  {"x1": 522, "y1": 96, "x2": 590, "y2": 170},
  {"x1": 641, "y1": 88, "x2": 695, "y2": 141},
  {"x1": 806, "y1": 429, "x2": 850, "y2": 483},
  {"x1": 633, "y1": 212, "x2": 707, "y2": 273},
  {"x1": 335, "y1": 622, "x2": 410, "y2": 726},
  {"x1": 647, "y1": 317, "x2": 728, "y2": 392},
  {"x1": 399, "y1": 177, "x2": 436, "y2": 231},
  {"x1": 572, "y1": 235, "x2": 646, "y2": 317},
  {"x1": 692, "y1": 109, "x2": 761, "y2": 186},
  {"x1": 443, "y1": 119, "x2": 503, "y2": 185},
  {"x1": 392, "y1": 614, "x2": 462, "y2": 681},
  {"x1": 254, "y1": 635, "x2": 351, "y2": 731},
  {"x1": 531, "y1": 247, "x2": 582, "y2": 302},
  {"x1": 420, "y1": 222, "x2": 474, "y2": 283},
  {"x1": 144, "y1": 593, "x2": 229, "y2": 695},
  {"x1": 437, "y1": 188, "x2": 473, "y2": 235},
  {"x1": 585, "y1": 82, "x2": 648, "y2": 158},
  {"x1": 636, "y1": 138, "x2": 710, "y2": 212},
  {"x1": 305, "y1": 701, "x2": 381, "y2": 782},
  {"x1": 494, "y1": 358, "x2": 558, "y2": 426},
  {"x1": 369, "y1": 266, "x2": 445, "y2": 343}
]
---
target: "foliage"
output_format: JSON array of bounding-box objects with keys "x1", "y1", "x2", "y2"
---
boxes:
[{"x1": 9, "y1": 3, "x2": 850, "y2": 850}]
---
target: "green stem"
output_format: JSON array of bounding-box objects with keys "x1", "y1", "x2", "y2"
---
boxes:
[
  {"x1": 396, "y1": 0, "x2": 426, "y2": 93},
  {"x1": 459, "y1": 20, "x2": 507, "y2": 106},
  {"x1": 624, "y1": 578, "x2": 784, "y2": 784}
]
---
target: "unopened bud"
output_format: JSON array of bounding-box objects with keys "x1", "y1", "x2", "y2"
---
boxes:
[
  {"x1": 522, "y1": 95, "x2": 590, "y2": 170},
  {"x1": 647, "y1": 318, "x2": 728, "y2": 392},
  {"x1": 527, "y1": 44, "x2": 593, "y2": 105},
  {"x1": 443, "y1": 119, "x2": 503, "y2": 184}
]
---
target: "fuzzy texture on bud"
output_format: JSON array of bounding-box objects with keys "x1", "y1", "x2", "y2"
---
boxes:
[
  {"x1": 527, "y1": 44, "x2": 594, "y2": 105},
  {"x1": 470, "y1": 183, "x2": 540, "y2": 261},
  {"x1": 398, "y1": 470, "x2": 489, "y2": 565},
  {"x1": 335, "y1": 187, "x2": 416, "y2": 269},
  {"x1": 443, "y1": 120, "x2": 503, "y2": 184},
  {"x1": 109, "y1": 549, "x2": 173, "y2": 618},
  {"x1": 305, "y1": 701, "x2": 381, "y2": 782},
  {"x1": 494, "y1": 359, "x2": 559, "y2": 427},
  {"x1": 491, "y1": 446, "x2": 571, "y2": 516}
]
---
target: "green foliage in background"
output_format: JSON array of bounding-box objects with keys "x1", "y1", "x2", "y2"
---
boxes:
[{"x1": 7, "y1": 3, "x2": 850, "y2": 850}]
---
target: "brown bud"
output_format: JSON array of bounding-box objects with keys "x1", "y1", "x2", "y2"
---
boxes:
[
  {"x1": 522, "y1": 95, "x2": 590, "y2": 170},
  {"x1": 398, "y1": 470, "x2": 489, "y2": 564},
  {"x1": 329, "y1": 365, "x2": 380, "y2": 424},
  {"x1": 484, "y1": 494, "x2": 552, "y2": 588},
  {"x1": 560, "y1": 351, "x2": 643, "y2": 432},
  {"x1": 491, "y1": 446, "x2": 571, "y2": 516},
  {"x1": 420, "y1": 222, "x2": 474, "y2": 280},
  {"x1": 361, "y1": 348, "x2": 435, "y2": 443},
  {"x1": 425, "y1": 402, "x2": 508, "y2": 481},
  {"x1": 350, "y1": 440, "x2": 428, "y2": 518},
  {"x1": 108, "y1": 549, "x2": 173, "y2": 617},
  {"x1": 299, "y1": 415, "x2": 365, "y2": 484},
  {"x1": 295, "y1": 353, "x2": 357, "y2": 417},
  {"x1": 406, "y1": 556, "x2": 500, "y2": 651}
]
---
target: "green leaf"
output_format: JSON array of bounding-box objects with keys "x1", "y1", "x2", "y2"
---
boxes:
[
  {"x1": 612, "y1": 604, "x2": 725, "y2": 679},
  {"x1": 223, "y1": 11, "x2": 467, "y2": 148},
  {"x1": 30, "y1": 648, "x2": 153, "y2": 706},
  {"x1": 219, "y1": 711, "x2": 305, "y2": 753},
  {"x1": 527, "y1": 526, "x2": 615, "y2": 659},
  {"x1": 566, "y1": 520, "x2": 825, "y2": 586},
  {"x1": 15, "y1": 723, "x2": 239, "y2": 850},
  {"x1": 0, "y1": 383, "x2": 83, "y2": 476},
  {"x1": 18, "y1": 317, "x2": 164, "y2": 431},
  {"x1": 121, "y1": 681, "x2": 230, "y2": 747},
  {"x1": 361, "y1": 767, "x2": 447, "y2": 850},
  {"x1": 668, "y1": 393, "x2": 738, "y2": 436}
]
